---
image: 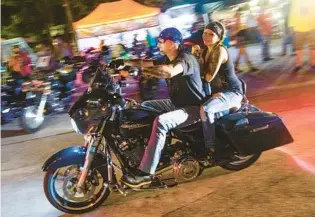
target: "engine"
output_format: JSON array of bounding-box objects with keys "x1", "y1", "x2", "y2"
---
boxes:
[{"x1": 114, "y1": 135, "x2": 147, "y2": 168}]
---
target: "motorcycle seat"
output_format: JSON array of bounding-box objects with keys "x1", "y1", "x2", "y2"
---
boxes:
[
  {"x1": 174, "y1": 121, "x2": 201, "y2": 133},
  {"x1": 140, "y1": 101, "x2": 170, "y2": 114}
]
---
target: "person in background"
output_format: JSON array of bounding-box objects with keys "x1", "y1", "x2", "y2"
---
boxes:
[
  {"x1": 132, "y1": 33, "x2": 142, "y2": 59},
  {"x1": 37, "y1": 42, "x2": 53, "y2": 57},
  {"x1": 281, "y1": 2, "x2": 296, "y2": 56},
  {"x1": 36, "y1": 41, "x2": 56, "y2": 71},
  {"x1": 53, "y1": 37, "x2": 74, "y2": 60},
  {"x1": 289, "y1": 0, "x2": 315, "y2": 72},
  {"x1": 232, "y1": 11, "x2": 258, "y2": 72},
  {"x1": 90, "y1": 39, "x2": 112, "y2": 63},
  {"x1": 7, "y1": 45, "x2": 32, "y2": 79},
  {"x1": 257, "y1": 8, "x2": 273, "y2": 62},
  {"x1": 246, "y1": 10, "x2": 259, "y2": 43},
  {"x1": 145, "y1": 29, "x2": 157, "y2": 58},
  {"x1": 281, "y1": 27, "x2": 296, "y2": 57}
]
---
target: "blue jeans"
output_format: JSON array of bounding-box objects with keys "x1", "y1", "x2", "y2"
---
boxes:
[
  {"x1": 200, "y1": 91, "x2": 243, "y2": 148},
  {"x1": 282, "y1": 33, "x2": 296, "y2": 54},
  {"x1": 261, "y1": 35, "x2": 271, "y2": 59},
  {"x1": 139, "y1": 99, "x2": 200, "y2": 174}
]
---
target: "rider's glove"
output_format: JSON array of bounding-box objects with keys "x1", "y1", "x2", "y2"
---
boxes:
[{"x1": 109, "y1": 59, "x2": 124, "y2": 69}]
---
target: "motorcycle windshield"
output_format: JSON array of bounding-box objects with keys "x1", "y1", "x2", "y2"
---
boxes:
[{"x1": 68, "y1": 67, "x2": 113, "y2": 117}]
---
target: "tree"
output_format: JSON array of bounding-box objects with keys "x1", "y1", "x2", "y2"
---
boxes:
[{"x1": 1, "y1": 0, "x2": 116, "y2": 43}]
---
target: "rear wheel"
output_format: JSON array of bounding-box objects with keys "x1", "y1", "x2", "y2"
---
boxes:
[
  {"x1": 44, "y1": 164, "x2": 110, "y2": 214},
  {"x1": 219, "y1": 152, "x2": 261, "y2": 171}
]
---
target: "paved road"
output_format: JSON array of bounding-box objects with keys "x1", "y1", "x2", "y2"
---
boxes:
[{"x1": 1, "y1": 84, "x2": 315, "y2": 217}]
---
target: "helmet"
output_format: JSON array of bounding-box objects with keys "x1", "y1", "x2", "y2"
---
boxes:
[{"x1": 158, "y1": 28, "x2": 183, "y2": 44}]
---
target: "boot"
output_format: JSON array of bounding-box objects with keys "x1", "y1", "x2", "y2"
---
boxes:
[
  {"x1": 121, "y1": 169, "x2": 152, "y2": 188},
  {"x1": 202, "y1": 121, "x2": 216, "y2": 153},
  {"x1": 234, "y1": 61, "x2": 243, "y2": 73},
  {"x1": 248, "y1": 61, "x2": 258, "y2": 72}
]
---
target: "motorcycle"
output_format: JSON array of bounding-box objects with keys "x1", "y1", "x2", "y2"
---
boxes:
[
  {"x1": 1, "y1": 76, "x2": 28, "y2": 124},
  {"x1": 20, "y1": 66, "x2": 76, "y2": 133},
  {"x1": 42, "y1": 64, "x2": 294, "y2": 214}
]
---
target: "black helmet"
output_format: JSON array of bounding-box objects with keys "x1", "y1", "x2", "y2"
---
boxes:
[{"x1": 158, "y1": 27, "x2": 183, "y2": 44}]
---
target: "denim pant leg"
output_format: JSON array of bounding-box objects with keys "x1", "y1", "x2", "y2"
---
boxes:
[
  {"x1": 262, "y1": 36, "x2": 271, "y2": 59},
  {"x1": 201, "y1": 92, "x2": 243, "y2": 148},
  {"x1": 282, "y1": 35, "x2": 289, "y2": 54},
  {"x1": 139, "y1": 106, "x2": 200, "y2": 174}
]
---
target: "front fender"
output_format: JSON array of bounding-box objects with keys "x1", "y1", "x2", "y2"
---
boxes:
[{"x1": 42, "y1": 146, "x2": 87, "y2": 171}]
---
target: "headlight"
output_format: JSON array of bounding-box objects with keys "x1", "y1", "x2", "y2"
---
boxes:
[
  {"x1": 2, "y1": 108, "x2": 10, "y2": 113},
  {"x1": 71, "y1": 118, "x2": 80, "y2": 134}
]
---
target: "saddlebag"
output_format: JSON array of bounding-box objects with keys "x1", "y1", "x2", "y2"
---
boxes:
[{"x1": 217, "y1": 111, "x2": 294, "y2": 155}]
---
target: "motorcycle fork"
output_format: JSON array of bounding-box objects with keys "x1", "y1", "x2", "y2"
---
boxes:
[
  {"x1": 76, "y1": 135, "x2": 98, "y2": 193},
  {"x1": 104, "y1": 145, "x2": 127, "y2": 196},
  {"x1": 36, "y1": 94, "x2": 47, "y2": 118}
]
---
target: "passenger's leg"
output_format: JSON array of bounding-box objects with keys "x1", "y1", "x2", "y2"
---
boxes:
[{"x1": 200, "y1": 92, "x2": 243, "y2": 151}]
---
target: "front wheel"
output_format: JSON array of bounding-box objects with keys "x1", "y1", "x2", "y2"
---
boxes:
[
  {"x1": 44, "y1": 165, "x2": 110, "y2": 214},
  {"x1": 219, "y1": 152, "x2": 261, "y2": 171},
  {"x1": 20, "y1": 105, "x2": 45, "y2": 133}
]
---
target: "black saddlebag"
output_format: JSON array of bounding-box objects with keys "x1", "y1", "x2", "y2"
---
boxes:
[{"x1": 216, "y1": 111, "x2": 294, "y2": 155}]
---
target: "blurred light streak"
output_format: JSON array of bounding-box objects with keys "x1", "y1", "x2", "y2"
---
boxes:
[
  {"x1": 276, "y1": 147, "x2": 315, "y2": 175},
  {"x1": 249, "y1": 0, "x2": 259, "y2": 7}
]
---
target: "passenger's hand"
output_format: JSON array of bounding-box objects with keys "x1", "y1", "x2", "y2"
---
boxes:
[
  {"x1": 109, "y1": 59, "x2": 124, "y2": 69},
  {"x1": 191, "y1": 45, "x2": 201, "y2": 57},
  {"x1": 212, "y1": 92, "x2": 223, "y2": 99}
]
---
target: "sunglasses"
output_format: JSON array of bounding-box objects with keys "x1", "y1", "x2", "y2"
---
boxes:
[{"x1": 157, "y1": 38, "x2": 166, "y2": 44}]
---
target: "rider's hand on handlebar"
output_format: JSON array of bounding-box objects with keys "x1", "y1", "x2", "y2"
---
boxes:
[
  {"x1": 109, "y1": 59, "x2": 124, "y2": 69},
  {"x1": 120, "y1": 70, "x2": 130, "y2": 78}
]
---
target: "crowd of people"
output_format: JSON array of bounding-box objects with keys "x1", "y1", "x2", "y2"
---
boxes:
[
  {"x1": 5, "y1": 36, "x2": 75, "y2": 80},
  {"x1": 225, "y1": 0, "x2": 315, "y2": 73}
]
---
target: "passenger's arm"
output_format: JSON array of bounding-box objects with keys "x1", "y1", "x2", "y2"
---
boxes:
[{"x1": 204, "y1": 46, "x2": 228, "y2": 82}]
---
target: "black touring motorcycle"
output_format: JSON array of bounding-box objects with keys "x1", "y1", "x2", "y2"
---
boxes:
[{"x1": 42, "y1": 64, "x2": 294, "y2": 214}]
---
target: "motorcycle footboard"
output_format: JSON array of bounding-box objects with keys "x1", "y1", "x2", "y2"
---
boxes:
[{"x1": 226, "y1": 112, "x2": 294, "y2": 155}]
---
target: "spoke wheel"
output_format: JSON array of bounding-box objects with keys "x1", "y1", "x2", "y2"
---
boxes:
[
  {"x1": 20, "y1": 106, "x2": 44, "y2": 133},
  {"x1": 44, "y1": 165, "x2": 110, "y2": 214}
]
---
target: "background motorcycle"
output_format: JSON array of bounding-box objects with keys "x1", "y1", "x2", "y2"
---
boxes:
[
  {"x1": 1, "y1": 76, "x2": 26, "y2": 124},
  {"x1": 42, "y1": 64, "x2": 293, "y2": 214},
  {"x1": 20, "y1": 65, "x2": 76, "y2": 133}
]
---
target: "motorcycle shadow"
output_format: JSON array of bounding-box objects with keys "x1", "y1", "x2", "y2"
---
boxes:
[{"x1": 1, "y1": 129, "x2": 26, "y2": 138}]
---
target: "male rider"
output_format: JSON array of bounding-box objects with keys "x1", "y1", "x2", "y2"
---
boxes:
[{"x1": 111, "y1": 28, "x2": 205, "y2": 187}]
